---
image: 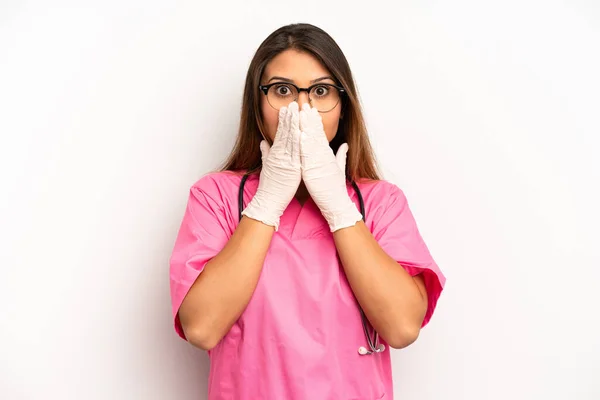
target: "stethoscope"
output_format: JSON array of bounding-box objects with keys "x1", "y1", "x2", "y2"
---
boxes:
[{"x1": 238, "y1": 172, "x2": 386, "y2": 356}]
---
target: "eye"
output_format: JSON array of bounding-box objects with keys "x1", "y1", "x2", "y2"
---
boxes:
[
  {"x1": 312, "y1": 85, "x2": 330, "y2": 97},
  {"x1": 274, "y1": 84, "x2": 293, "y2": 96}
]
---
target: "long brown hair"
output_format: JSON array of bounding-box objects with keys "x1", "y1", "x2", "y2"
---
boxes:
[{"x1": 220, "y1": 23, "x2": 381, "y2": 182}]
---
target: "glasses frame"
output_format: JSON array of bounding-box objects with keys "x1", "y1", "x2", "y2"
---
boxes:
[{"x1": 258, "y1": 82, "x2": 346, "y2": 113}]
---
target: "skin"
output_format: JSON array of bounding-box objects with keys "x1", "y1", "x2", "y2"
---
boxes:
[
  {"x1": 179, "y1": 49, "x2": 428, "y2": 351},
  {"x1": 260, "y1": 49, "x2": 342, "y2": 204},
  {"x1": 260, "y1": 49, "x2": 342, "y2": 143}
]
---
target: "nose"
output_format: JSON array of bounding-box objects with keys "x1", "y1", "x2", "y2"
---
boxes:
[{"x1": 297, "y1": 90, "x2": 310, "y2": 108}]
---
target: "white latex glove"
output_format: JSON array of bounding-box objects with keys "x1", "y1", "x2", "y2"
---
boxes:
[
  {"x1": 241, "y1": 101, "x2": 301, "y2": 231},
  {"x1": 299, "y1": 103, "x2": 362, "y2": 232}
]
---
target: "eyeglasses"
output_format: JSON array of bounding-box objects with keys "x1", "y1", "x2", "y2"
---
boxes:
[{"x1": 259, "y1": 82, "x2": 345, "y2": 113}]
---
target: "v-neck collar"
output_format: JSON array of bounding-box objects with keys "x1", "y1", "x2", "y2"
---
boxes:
[
  {"x1": 239, "y1": 173, "x2": 359, "y2": 240},
  {"x1": 282, "y1": 196, "x2": 327, "y2": 239},
  {"x1": 282, "y1": 182, "x2": 359, "y2": 240}
]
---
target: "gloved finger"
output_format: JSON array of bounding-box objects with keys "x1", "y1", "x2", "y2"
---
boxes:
[
  {"x1": 291, "y1": 125, "x2": 301, "y2": 167},
  {"x1": 310, "y1": 106, "x2": 325, "y2": 133},
  {"x1": 335, "y1": 143, "x2": 349, "y2": 173},
  {"x1": 284, "y1": 102, "x2": 294, "y2": 155},
  {"x1": 259, "y1": 140, "x2": 271, "y2": 161},
  {"x1": 288, "y1": 102, "x2": 300, "y2": 165},
  {"x1": 299, "y1": 131, "x2": 309, "y2": 166},
  {"x1": 305, "y1": 104, "x2": 326, "y2": 141},
  {"x1": 299, "y1": 106, "x2": 310, "y2": 135},
  {"x1": 274, "y1": 106, "x2": 289, "y2": 144},
  {"x1": 279, "y1": 104, "x2": 289, "y2": 121},
  {"x1": 300, "y1": 102, "x2": 315, "y2": 134},
  {"x1": 288, "y1": 102, "x2": 299, "y2": 140},
  {"x1": 301, "y1": 102, "x2": 312, "y2": 114}
]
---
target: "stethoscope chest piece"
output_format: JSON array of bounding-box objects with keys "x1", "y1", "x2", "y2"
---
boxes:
[
  {"x1": 239, "y1": 174, "x2": 383, "y2": 358},
  {"x1": 358, "y1": 343, "x2": 386, "y2": 356}
]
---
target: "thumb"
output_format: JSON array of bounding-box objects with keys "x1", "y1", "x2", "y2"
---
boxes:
[
  {"x1": 259, "y1": 140, "x2": 271, "y2": 160},
  {"x1": 335, "y1": 143, "x2": 349, "y2": 173}
]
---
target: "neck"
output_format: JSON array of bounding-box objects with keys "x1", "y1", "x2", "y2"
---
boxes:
[{"x1": 295, "y1": 181, "x2": 310, "y2": 205}]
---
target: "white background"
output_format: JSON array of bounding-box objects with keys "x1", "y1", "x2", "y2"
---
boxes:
[{"x1": 1, "y1": 1, "x2": 599, "y2": 399}]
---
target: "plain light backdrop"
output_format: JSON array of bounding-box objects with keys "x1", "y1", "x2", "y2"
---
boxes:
[{"x1": 1, "y1": 1, "x2": 599, "y2": 399}]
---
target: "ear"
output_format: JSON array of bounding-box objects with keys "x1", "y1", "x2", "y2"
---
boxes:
[{"x1": 335, "y1": 143, "x2": 349, "y2": 173}]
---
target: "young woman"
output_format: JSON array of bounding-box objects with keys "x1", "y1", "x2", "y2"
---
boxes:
[{"x1": 169, "y1": 23, "x2": 446, "y2": 400}]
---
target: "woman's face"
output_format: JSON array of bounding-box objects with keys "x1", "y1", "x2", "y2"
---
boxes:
[{"x1": 260, "y1": 49, "x2": 342, "y2": 143}]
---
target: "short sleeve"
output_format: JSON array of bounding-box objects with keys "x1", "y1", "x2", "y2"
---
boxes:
[
  {"x1": 371, "y1": 183, "x2": 446, "y2": 328},
  {"x1": 169, "y1": 182, "x2": 231, "y2": 340}
]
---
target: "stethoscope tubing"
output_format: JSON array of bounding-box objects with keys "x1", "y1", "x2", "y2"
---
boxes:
[{"x1": 238, "y1": 172, "x2": 384, "y2": 356}]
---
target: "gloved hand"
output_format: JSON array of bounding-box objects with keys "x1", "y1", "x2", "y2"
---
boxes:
[
  {"x1": 299, "y1": 103, "x2": 362, "y2": 232},
  {"x1": 241, "y1": 101, "x2": 301, "y2": 231}
]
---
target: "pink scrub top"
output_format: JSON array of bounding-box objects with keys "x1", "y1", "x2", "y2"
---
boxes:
[{"x1": 170, "y1": 171, "x2": 445, "y2": 400}]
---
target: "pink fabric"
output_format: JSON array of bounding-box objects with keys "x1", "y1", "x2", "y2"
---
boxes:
[{"x1": 169, "y1": 171, "x2": 446, "y2": 400}]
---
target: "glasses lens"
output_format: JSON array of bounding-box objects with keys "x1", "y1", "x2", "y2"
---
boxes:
[
  {"x1": 267, "y1": 84, "x2": 299, "y2": 110},
  {"x1": 309, "y1": 84, "x2": 341, "y2": 113}
]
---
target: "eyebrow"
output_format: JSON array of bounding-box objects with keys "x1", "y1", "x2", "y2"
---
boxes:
[{"x1": 267, "y1": 75, "x2": 335, "y2": 84}]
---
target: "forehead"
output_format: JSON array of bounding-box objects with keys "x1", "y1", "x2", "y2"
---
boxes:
[{"x1": 263, "y1": 49, "x2": 332, "y2": 83}]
